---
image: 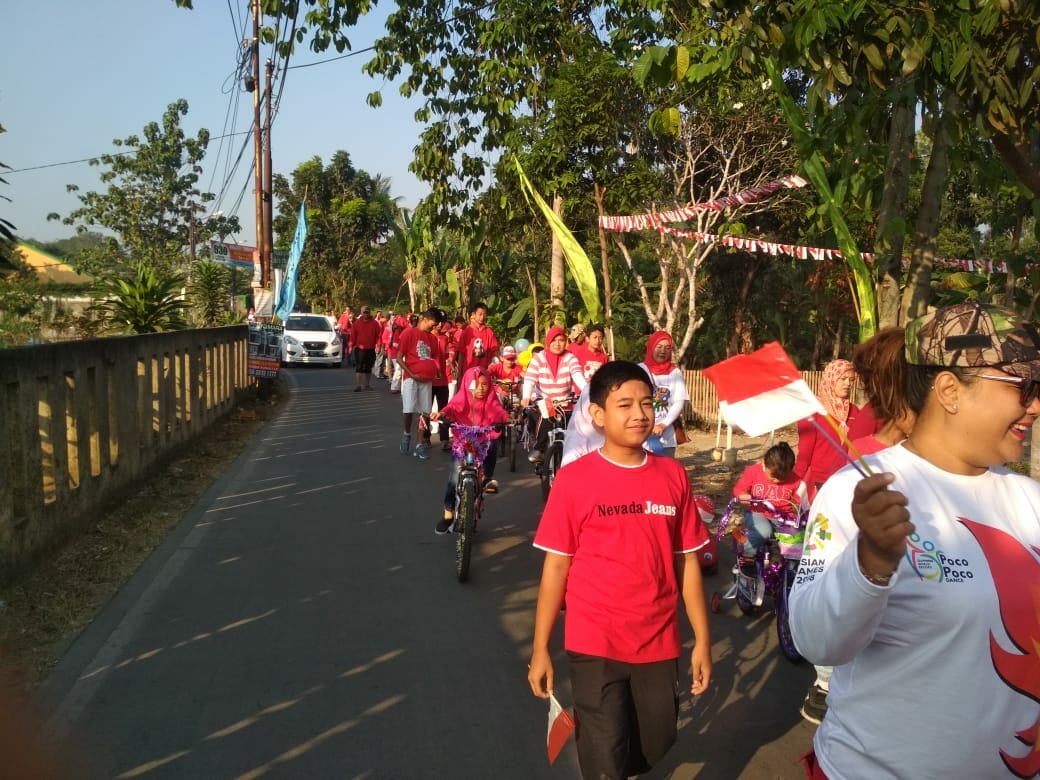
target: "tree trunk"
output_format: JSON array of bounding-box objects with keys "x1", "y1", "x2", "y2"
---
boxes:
[
  {"x1": 524, "y1": 262, "x2": 540, "y2": 341},
  {"x1": 900, "y1": 96, "x2": 952, "y2": 323},
  {"x1": 550, "y1": 192, "x2": 565, "y2": 323},
  {"x1": 593, "y1": 183, "x2": 616, "y2": 358},
  {"x1": 875, "y1": 96, "x2": 915, "y2": 329},
  {"x1": 728, "y1": 257, "x2": 759, "y2": 356}
]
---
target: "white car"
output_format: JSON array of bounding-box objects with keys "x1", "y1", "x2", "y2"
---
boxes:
[{"x1": 281, "y1": 313, "x2": 343, "y2": 367}]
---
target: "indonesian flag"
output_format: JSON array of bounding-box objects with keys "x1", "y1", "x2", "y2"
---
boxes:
[
  {"x1": 703, "y1": 342, "x2": 825, "y2": 437},
  {"x1": 547, "y1": 693, "x2": 576, "y2": 765}
]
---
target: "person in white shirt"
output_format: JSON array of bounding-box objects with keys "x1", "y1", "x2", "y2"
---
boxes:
[
  {"x1": 637, "y1": 331, "x2": 689, "y2": 458},
  {"x1": 790, "y1": 302, "x2": 1040, "y2": 780}
]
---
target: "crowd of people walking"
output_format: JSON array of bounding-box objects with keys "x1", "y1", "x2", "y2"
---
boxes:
[{"x1": 323, "y1": 300, "x2": 1040, "y2": 780}]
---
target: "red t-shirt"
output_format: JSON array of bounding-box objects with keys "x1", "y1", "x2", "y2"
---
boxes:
[
  {"x1": 488, "y1": 361, "x2": 523, "y2": 386},
  {"x1": 397, "y1": 327, "x2": 441, "y2": 382},
  {"x1": 349, "y1": 316, "x2": 383, "y2": 350},
  {"x1": 533, "y1": 451, "x2": 709, "y2": 663},
  {"x1": 457, "y1": 324, "x2": 500, "y2": 373},
  {"x1": 731, "y1": 462, "x2": 809, "y2": 516},
  {"x1": 571, "y1": 345, "x2": 609, "y2": 381}
]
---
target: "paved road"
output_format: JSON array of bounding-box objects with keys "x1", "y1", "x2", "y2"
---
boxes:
[{"x1": 37, "y1": 367, "x2": 817, "y2": 779}]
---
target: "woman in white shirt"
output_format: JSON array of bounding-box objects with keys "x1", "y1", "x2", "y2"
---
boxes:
[
  {"x1": 637, "y1": 331, "x2": 689, "y2": 458},
  {"x1": 790, "y1": 302, "x2": 1040, "y2": 779}
]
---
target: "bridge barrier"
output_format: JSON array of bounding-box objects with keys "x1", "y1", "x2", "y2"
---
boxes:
[{"x1": 0, "y1": 326, "x2": 249, "y2": 585}]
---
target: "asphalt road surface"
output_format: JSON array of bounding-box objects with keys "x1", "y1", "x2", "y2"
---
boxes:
[{"x1": 37, "y1": 366, "x2": 818, "y2": 779}]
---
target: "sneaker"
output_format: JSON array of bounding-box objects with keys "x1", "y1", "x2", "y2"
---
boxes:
[
  {"x1": 527, "y1": 450, "x2": 544, "y2": 464},
  {"x1": 484, "y1": 479, "x2": 499, "y2": 493},
  {"x1": 435, "y1": 512, "x2": 453, "y2": 535},
  {"x1": 800, "y1": 683, "x2": 828, "y2": 725},
  {"x1": 413, "y1": 443, "x2": 430, "y2": 460},
  {"x1": 354, "y1": 386, "x2": 363, "y2": 392},
  {"x1": 400, "y1": 433, "x2": 411, "y2": 455}
]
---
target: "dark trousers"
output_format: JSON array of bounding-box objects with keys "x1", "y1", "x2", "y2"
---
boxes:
[{"x1": 568, "y1": 652, "x2": 679, "y2": 780}]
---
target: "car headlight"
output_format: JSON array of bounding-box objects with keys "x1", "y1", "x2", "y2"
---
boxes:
[
  {"x1": 331, "y1": 335, "x2": 341, "y2": 347},
  {"x1": 283, "y1": 334, "x2": 300, "y2": 347}
]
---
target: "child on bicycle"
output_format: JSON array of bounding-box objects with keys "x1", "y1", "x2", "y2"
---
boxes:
[
  {"x1": 731, "y1": 442, "x2": 809, "y2": 567},
  {"x1": 488, "y1": 344, "x2": 524, "y2": 408},
  {"x1": 527, "y1": 360, "x2": 712, "y2": 779},
  {"x1": 431, "y1": 367, "x2": 510, "y2": 534}
]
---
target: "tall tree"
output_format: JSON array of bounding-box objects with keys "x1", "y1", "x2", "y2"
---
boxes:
[
  {"x1": 49, "y1": 100, "x2": 239, "y2": 276},
  {"x1": 271, "y1": 151, "x2": 398, "y2": 311}
]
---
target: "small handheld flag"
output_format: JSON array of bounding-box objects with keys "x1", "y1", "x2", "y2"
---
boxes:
[
  {"x1": 703, "y1": 342, "x2": 873, "y2": 477},
  {"x1": 547, "y1": 693, "x2": 575, "y2": 765},
  {"x1": 703, "y1": 342, "x2": 824, "y2": 437}
]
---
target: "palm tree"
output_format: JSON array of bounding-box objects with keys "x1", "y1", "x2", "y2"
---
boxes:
[{"x1": 90, "y1": 262, "x2": 189, "y2": 334}]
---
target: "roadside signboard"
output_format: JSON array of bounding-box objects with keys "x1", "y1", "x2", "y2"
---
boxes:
[{"x1": 247, "y1": 323, "x2": 282, "y2": 379}]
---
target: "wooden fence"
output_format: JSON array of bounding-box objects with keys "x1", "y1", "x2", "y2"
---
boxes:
[{"x1": 681, "y1": 369, "x2": 825, "y2": 428}]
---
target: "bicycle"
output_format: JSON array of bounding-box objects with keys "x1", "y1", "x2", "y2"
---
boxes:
[
  {"x1": 495, "y1": 379, "x2": 524, "y2": 472},
  {"x1": 526, "y1": 396, "x2": 577, "y2": 503},
  {"x1": 710, "y1": 497, "x2": 808, "y2": 663},
  {"x1": 447, "y1": 423, "x2": 495, "y2": 583}
]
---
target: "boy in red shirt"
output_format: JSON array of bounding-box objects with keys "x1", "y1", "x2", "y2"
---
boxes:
[
  {"x1": 396, "y1": 308, "x2": 444, "y2": 459},
  {"x1": 527, "y1": 361, "x2": 712, "y2": 779},
  {"x1": 456, "y1": 301, "x2": 500, "y2": 373}
]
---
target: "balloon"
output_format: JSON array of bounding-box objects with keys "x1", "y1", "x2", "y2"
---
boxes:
[{"x1": 514, "y1": 338, "x2": 531, "y2": 353}]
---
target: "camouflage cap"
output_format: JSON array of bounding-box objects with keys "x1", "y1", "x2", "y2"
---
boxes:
[{"x1": 905, "y1": 302, "x2": 1040, "y2": 381}]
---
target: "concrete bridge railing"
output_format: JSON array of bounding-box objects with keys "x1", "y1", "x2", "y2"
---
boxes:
[{"x1": 0, "y1": 326, "x2": 250, "y2": 584}]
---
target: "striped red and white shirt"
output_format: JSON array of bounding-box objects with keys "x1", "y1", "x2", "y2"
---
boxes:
[{"x1": 522, "y1": 351, "x2": 586, "y2": 403}]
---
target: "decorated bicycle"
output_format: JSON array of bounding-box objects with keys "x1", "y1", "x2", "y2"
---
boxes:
[{"x1": 710, "y1": 496, "x2": 808, "y2": 662}]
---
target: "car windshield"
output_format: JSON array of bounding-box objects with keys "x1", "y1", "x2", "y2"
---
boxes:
[{"x1": 286, "y1": 316, "x2": 331, "y2": 331}]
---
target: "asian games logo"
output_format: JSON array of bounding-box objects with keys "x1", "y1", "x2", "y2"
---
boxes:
[
  {"x1": 804, "y1": 513, "x2": 832, "y2": 554},
  {"x1": 904, "y1": 532, "x2": 945, "y2": 581}
]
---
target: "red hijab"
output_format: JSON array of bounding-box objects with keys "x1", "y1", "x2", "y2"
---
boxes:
[
  {"x1": 643, "y1": 331, "x2": 675, "y2": 376},
  {"x1": 543, "y1": 326, "x2": 567, "y2": 377}
]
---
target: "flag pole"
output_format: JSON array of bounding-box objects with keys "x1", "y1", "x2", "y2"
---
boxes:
[{"x1": 808, "y1": 417, "x2": 873, "y2": 479}]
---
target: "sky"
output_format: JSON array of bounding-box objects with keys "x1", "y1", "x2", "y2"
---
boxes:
[{"x1": 1, "y1": 0, "x2": 430, "y2": 245}]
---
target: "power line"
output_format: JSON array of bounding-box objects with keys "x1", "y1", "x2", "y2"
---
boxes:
[{"x1": 5, "y1": 130, "x2": 252, "y2": 175}]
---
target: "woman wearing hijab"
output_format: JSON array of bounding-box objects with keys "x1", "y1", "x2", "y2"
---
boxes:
[
  {"x1": 521, "y1": 326, "x2": 587, "y2": 463},
  {"x1": 637, "y1": 331, "x2": 690, "y2": 459},
  {"x1": 794, "y1": 360, "x2": 875, "y2": 495},
  {"x1": 432, "y1": 367, "x2": 510, "y2": 534}
]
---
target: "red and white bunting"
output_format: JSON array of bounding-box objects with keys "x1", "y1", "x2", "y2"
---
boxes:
[
  {"x1": 598, "y1": 175, "x2": 809, "y2": 232},
  {"x1": 652, "y1": 225, "x2": 1026, "y2": 275}
]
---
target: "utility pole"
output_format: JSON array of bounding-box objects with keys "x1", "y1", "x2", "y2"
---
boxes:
[
  {"x1": 251, "y1": 0, "x2": 266, "y2": 289},
  {"x1": 263, "y1": 57, "x2": 274, "y2": 287}
]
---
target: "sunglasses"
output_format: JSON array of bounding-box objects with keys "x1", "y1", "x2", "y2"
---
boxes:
[{"x1": 977, "y1": 374, "x2": 1040, "y2": 407}]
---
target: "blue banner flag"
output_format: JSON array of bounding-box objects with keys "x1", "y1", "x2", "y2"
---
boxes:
[{"x1": 275, "y1": 202, "x2": 307, "y2": 321}]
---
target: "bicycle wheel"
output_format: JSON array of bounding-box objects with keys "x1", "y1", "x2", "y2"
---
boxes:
[
  {"x1": 775, "y1": 563, "x2": 802, "y2": 662},
  {"x1": 455, "y1": 475, "x2": 476, "y2": 583},
  {"x1": 735, "y1": 572, "x2": 757, "y2": 615},
  {"x1": 540, "y1": 444, "x2": 562, "y2": 503},
  {"x1": 508, "y1": 423, "x2": 518, "y2": 472}
]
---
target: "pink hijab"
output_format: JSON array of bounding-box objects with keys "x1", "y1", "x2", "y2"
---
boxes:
[
  {"x1": 440, "y1": 367, "x2": 510, "y2": 427},
  {"x1": 818, "y1": 359, "x2": 854, "y2": 431}
]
